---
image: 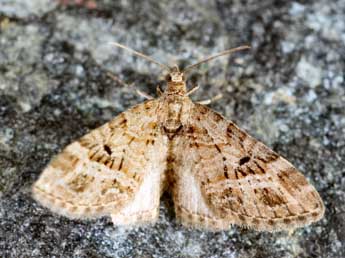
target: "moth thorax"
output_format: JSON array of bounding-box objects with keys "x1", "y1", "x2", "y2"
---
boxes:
[{"x1": 166, "y1": 82, "x2": 187, "y2": 95}]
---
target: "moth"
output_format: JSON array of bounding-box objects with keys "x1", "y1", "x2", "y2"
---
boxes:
[{"x1": 32, "y1": 43, "x2": 324, "y2": 231}]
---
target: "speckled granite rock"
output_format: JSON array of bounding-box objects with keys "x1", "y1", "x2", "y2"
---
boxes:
[{"x1": 0, "y1": 0, "x2": 344, "y2": 257}]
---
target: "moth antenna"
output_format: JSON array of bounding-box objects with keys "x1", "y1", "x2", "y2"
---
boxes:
[
  {"x1": 109, "y1": 42, "x2": 171, "y2": 71},
  {"x1": 183, "y1": 45, "x2": 251, "y2": 73}
]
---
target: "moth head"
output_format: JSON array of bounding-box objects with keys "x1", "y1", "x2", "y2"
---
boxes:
[{"x1": 166, "y1": 65, "x2": 185, "y2": 83}]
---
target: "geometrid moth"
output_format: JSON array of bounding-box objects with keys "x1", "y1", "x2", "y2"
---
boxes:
[{"x1": 33, "y1": 43, "x2": 324, "y2": 231}]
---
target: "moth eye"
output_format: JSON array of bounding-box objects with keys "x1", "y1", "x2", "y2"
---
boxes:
[{"x1": 166, "y1": 74, "x2": 172, "y2": 81}]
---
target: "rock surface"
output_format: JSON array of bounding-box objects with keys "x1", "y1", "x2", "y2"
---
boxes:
[{"x1": 0, "y1": 0, "x2": 344, "y2": 257}]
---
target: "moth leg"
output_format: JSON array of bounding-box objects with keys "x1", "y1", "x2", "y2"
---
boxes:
[
  {"x1": 107, "y1": 72, "x2": 133, "y2": 88},
  {"x1": 136, "y1": 89, "x2": 154, "y2": 100},
  {"x1": 196, "y1": 93, "x2": 223, "y2": 105},
  {"x1": 156, "y1": 85, "x2": 163, "y2": 96},
  {"x1": 186, "y1": 85, "x2": 200, "y2": 96},
  {"x1": 108, "y1": 71, "x2": 153, "y2": 99}
]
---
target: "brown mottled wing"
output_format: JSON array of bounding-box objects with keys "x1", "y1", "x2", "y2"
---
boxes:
[
  {"x1": 33, "y1": 99, "x2": 167, "y2": 224},
  {"x1": 173, "y1": 104, "x2": 324, "y2": 231}
]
